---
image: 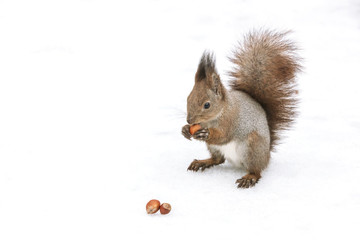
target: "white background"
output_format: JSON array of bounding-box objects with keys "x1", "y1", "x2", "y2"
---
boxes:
[{"x1": 1, "y1": 0, "x2": 360, "y2": 239}]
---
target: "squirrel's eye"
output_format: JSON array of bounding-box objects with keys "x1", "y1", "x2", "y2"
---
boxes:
[{"x1": 204, "y1": 102, "x2": 210, "y2": 109}]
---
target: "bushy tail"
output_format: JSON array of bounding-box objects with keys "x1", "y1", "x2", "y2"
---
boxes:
[{"x1": 229, "y1": 29, "x2": 302, "y2": 150}]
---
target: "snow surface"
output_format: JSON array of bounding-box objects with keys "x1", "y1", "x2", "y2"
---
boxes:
[{"x1": 1, "y1": 0, "x2": 360, "y2": 239}]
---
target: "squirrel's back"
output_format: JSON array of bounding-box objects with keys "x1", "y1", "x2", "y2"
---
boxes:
[{"x1": 229, "y1": 29, "x2": 302, "y2": 150}]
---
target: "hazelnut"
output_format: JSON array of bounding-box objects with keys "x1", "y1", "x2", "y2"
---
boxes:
[
  {"x1": 146, "y1": 199, "x2": 160, "y2": 214},
  {"x1": 189, "y1": 124, "x2": 201, "y2": 135},
  {"x1": 160, "y1": 203, "x2": 171, "y2": 215}
]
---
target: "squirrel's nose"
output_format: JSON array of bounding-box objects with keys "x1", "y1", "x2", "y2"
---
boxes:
[{"x1": 187, "y1": 117, "x2": 192, "y2": 124}]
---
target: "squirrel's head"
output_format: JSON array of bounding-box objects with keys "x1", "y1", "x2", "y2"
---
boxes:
[{"x1": 186, "y1": 52, "x2": 227, "y2": 125}]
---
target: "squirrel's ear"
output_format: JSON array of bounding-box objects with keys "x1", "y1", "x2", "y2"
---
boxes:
[
  {"x1": 195, "y1": 51, "x2": 216, "y2": 82},
  {"x1": 195, "y1": 51, "x2": 225, "y2": 98},
  {"x1": 208, "y1": 72, "x2": 224, "y2": 97},
  {"x1": 195, "y1": 63, "x2": 206, "y2": 82}
]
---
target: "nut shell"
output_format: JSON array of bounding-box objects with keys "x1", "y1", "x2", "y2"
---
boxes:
[
  {"x1": 146, "y1": 199, "x2": 160, "y2": 214},
  {"x1": 160, "y1": 203, "x2": 171, "y2": 215},
  {"x1": 189, "y1": 124, "x2": 201, "y2": 135}
]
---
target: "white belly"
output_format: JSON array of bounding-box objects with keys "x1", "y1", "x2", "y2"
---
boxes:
[{"x1": 211, "y1": 140, "x2": 248, "y2": 168}]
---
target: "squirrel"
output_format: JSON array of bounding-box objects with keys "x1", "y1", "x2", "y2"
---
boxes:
[{"x1": 181, "y1": 29, "x2": 302, "y2": 188}]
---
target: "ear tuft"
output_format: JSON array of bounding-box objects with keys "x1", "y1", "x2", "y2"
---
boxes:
[{"x1": 195, "y1": 51, "x2": 217, "y2": 82}]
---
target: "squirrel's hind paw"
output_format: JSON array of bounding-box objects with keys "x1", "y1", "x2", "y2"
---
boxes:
[{"x1": 236, "y1": 173, "x2": 261, "y2": 188}]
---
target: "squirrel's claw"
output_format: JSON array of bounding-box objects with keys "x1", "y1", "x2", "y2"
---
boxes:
[
  {"x1": 187, "y1": 159, "x2": 208, "y2": 172},
  {"x1": 236, "y1": 174, "x2": 260, "y2": 188},
  {"x1": 193, "y1": 128, "x2": 209, "y2": 141},
  {"x1": 182, "y1": 125, "x2": 192, "y2": 140}
]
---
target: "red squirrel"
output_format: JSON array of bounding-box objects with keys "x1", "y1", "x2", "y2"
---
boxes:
[{"x1": 182, "y1": 30, "x2": 302, "y2": 188}]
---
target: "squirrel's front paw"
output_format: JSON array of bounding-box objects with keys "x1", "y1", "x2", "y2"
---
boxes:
[
  {"x1": 193, "y1": 128, "x2": 209, "y2": 141},
  {"x1": 187, "y1": 159, "x2": 208, "y2": 171},
  {"x1": 181, "y1": 124, "x2": 192, "y2": 140}
]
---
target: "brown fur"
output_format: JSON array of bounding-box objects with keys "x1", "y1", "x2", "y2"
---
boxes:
[
  {"x1": 207, "y1": 128, "x2": 225, "y2": 145},
  {"x1": 229, "y1": 30, "x2": 302, "y2": 150},
  {"x1": 246, "y1": 131, "x2": 270, "y2": 174},
  {"x1": 206, "y1": 127, "x2": 229, "y2": 145}
]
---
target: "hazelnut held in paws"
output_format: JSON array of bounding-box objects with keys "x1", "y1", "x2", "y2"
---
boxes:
[{"x1": 189, "y1": 124, "x2": 201, "y2": 135}]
